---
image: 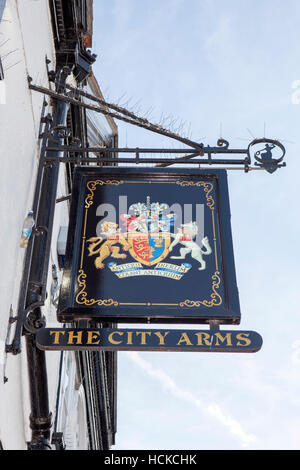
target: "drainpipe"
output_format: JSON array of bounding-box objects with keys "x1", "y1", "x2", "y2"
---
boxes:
[{"x1": 26, "y1": 66, "x2": 70, "y2": 450}]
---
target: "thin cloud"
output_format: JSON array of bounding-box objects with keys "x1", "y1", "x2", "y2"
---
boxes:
[
  {"x1": 127, "y1": 352, "x2": 256, "y2": 448},
  {"x1": 203, "y1": 15, "x2": 232, "y2": 52}
]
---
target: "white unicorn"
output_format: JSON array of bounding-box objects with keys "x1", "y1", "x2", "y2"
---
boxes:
[{"x1": 169, "y1": 222, "x2": 212, "y2": 271}]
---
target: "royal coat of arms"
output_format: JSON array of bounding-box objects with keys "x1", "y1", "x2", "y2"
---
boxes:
[{"x1": 86, "y1": 197, "x2": 212, "y2": 280}]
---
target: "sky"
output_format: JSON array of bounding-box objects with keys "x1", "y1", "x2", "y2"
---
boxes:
[{"x1": 92, "y1": 0, "x2": 300, "y2": 450}]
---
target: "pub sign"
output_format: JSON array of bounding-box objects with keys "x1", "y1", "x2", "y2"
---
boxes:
[
  {"x1": 57, "y1": 168, "x2": 241, "y2": 324},
  {"x1": 37, "y1": 328, "x2": 262, "y2": 353}
]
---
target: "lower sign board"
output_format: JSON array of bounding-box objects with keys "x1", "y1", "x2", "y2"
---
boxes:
[
  {"x1": 57, "y1": 168, "x2": 241, "y2": 325},
  {"x1": 36, "y1": 328, "x2": 263, "y2": 353}
]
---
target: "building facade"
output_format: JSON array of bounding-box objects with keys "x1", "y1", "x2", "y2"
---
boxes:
[{"x1": 0, "y1": 0, "x2": 117, "y2": 450}]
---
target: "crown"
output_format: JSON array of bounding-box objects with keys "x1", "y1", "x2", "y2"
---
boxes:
[{"x1": 129, "y1": 197, "x2": 169, "y2": 218}]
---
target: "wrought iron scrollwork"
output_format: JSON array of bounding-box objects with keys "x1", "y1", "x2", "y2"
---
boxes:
[
  {"x1": 28, "y1": 78, "x2": 286, "y2": 173},
  {"x1": 248, "y1": 138, "x2": 286, "y2": 173},
  {"x1": 217, "y1": 138, "x2": 229, "y2": 149}
]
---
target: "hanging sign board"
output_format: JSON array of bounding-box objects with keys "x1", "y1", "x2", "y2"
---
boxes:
[
  {"x1": 57, "y1": 168, "x2": 241, "y2": 324},
  {"x1": 36, "y1": 328, "x2": 262, "y2": 353}
]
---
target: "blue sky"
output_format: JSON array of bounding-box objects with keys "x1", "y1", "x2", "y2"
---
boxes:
[{"x1": 92, "y1": 0, "x2": 300, "y2": 450}]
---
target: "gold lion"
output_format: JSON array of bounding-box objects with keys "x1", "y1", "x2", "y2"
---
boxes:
[{"x1": 87, "y1": 222, "x2": 130, "y2": 269}]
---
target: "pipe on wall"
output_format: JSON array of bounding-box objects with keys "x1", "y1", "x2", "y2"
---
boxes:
[{"x1": 26, "y1": 66, "x2": 70, "y2": 450}]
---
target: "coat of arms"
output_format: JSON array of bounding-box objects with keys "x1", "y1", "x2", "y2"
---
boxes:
[{"x1": 86, "y1": 197, "x2": 212, "y2": 280}]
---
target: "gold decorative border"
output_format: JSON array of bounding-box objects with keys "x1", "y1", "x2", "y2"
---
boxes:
[
  {"x1": 85, "y1": 179, "x2": 123, "y2": 209},
  {"x1": 75, "y1": 178, "x2": 223, "y2": 309},
  {"x1": 179, "y1": 271, "x2": 222, "y2": 307},
  {"x1": 176, "y1": 181, "x2": 215, "y2": 210},
  {"x1": 76, "y1": 269, "x2": 119, "y2": 306}
]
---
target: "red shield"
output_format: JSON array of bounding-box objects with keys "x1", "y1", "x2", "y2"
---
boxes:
[{"x1": 129, "y1": 232, "x2": 170, "y2": 266}]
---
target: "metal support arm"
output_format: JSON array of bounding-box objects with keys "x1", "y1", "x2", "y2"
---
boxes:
[
  {"x1": 9, "y1": 66, "x2": 71, "y2": 451},
  {"x1": 28, "y1": 79, "x2": 286, "y2": 173}
]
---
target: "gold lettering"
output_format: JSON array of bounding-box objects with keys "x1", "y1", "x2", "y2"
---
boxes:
[
  {"x1": 154, "y1": 331, "x2": 170, "y2": 345},
  {"x1": 136, "y1": 331, "x2": 151, "y2": 345},
  {"x1": 49, "y1": 330, "x2": 65, "y2": 345},
  {"x1": 236, "y1": 333, "x2": 251, "y2": 347},
  {"x1": 177, "y1": 332, "x2": 192, "y2": 346},
  {"x1": 214, "y1": 333, "x2": 232, "y2": 346},
  {"x1": 195, "y1": 332, "x2": 211, "y2": 346},
  {"x1": 87, "y1": 331, "x2": 101, "y2": 345},
  {"x1": 126, "y1": 331, "x2": 133, "y2": 345},
  {"x1": 108, "y1": 331, "x2": 124, "y2": 345},
  {"x1": 67, "y1": 330, "x2": 83, "y2": 344}
]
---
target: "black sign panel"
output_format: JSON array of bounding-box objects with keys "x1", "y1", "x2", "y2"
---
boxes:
[
  {"x1": 57, "y1": 168, "x2": 241, "y2": 324},
  {"x1": 36, "y1": 328, "x2": 262, "y2": 353}
]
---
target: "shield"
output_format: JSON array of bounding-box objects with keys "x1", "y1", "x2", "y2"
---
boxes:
[{"x1": 129, "y1": 232, "x2": 171, "y2": 266}]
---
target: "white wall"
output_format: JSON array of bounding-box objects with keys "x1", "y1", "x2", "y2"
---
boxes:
[{"x1": 0, "y1": 0, "x2": 70, "y2": 450}]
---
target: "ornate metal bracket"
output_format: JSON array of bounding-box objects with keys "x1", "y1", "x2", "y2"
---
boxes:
[
  {"x1": 42, "y1": 137, "x2": 286, "y2": 172},
  {"x1": 27, "y1": 78, "x2": 286, "y2": 173},
  {"x1": 249, "y1": 138, "x2": 286, "y2": 173}
]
